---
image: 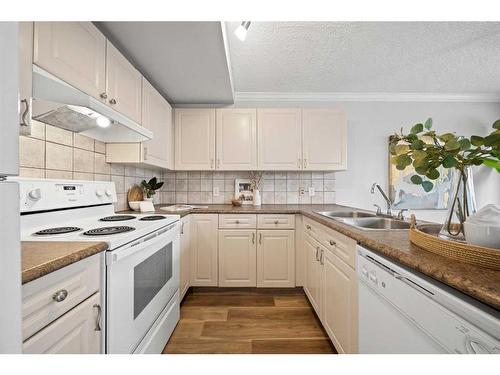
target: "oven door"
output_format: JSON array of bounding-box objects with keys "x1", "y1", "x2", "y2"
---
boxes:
[{"x1": 106, "y1": 222, "x2": 180, "y2": 354}]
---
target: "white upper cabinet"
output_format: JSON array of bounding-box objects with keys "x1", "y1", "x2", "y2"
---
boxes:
[
  {"x1": 216, "y1": 108, "x2": 257, "y2": 170},
  {"x1": 302, "y1": 109, "x2": 347, "y2": 170},
  {"x1": 105, "y1": 41, "x2": 142, "y2": 123},
  {"x1": 141, "y1": 78, "x2": 173, "y2": 168},
  {"x1": 34, "y1": 22, "x2": 106, "y2": 101},
  {"x1": 257, "y1": 108, "x2": 302, "y2": 170},
  {"x1": 175, "y1": 109, "x2": 216, "y2": 170}
]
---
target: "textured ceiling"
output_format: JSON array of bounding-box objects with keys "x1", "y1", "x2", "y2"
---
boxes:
[
  {"x1": 226, "y1": 22, "x2": 500, "y2": 94},
  {"x1": 96, "y1": 22, "x2": 233, "y2": 104}
]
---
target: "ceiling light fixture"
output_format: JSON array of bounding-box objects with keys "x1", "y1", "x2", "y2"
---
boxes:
[{"x1": 235, "y1": 21, "x2": 251, "y2": 41}]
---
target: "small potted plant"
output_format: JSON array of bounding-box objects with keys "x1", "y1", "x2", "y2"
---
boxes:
[
  {"x1": 140, "y1": 177, "x2": 164, "y2": 202},
  {"x1": 249, "y1": 171, "x2": 263, "y2": 206},
  {"x1": 390, "y1": 118, "x2": 499, "y2": 240}
]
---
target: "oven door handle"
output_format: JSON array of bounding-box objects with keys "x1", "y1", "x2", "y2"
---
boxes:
[{"x1": 107, "y1": 222, "x2": 180, "y2": 264}]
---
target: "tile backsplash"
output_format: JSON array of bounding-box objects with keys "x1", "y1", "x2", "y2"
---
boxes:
[
  {"x1": 19, "y1": 121, "x2": 336, "y2": 209},
  {"x1": 19, "y1": 120, "x2": 163, "y2": 211},
  {"x1": 159, "y1": 171, "x2": 336, "y2": 205}
]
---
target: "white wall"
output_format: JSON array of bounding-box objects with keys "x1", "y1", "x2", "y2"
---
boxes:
[{"x1": 235, "y1": 100, "x2": 500, "y2": 222}]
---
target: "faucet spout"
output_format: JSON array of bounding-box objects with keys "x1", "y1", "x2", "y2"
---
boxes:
[{"x1": 371, "y1": 182, "x2": 392, "y2": 215}]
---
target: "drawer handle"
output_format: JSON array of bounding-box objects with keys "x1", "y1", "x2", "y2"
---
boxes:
[
  {"x1": 235, "y1": 220, "x2": 240, "y2": 224},
  {"x1": 252, "y1": 232, "x2": 255, "y2": 244},
  {"x1": 320, "y1": 249, "x2": 325, "y2": 265},
  {"x1": 93, "y1": 304, "x2": 102, "y2": 331},
  {"x1": 52, "y1": 289, "x2": 68, "y2": 302},
  {"x1": 315, "y1": 247, "x2": 320, "y2": 261},
  {"x1": 329, "y1": 240, "x2": 336, "y2": 246},
  {"x1": 109, "y1": 98, "x2": 117, "y2": 105},
  {"x1": 259, "y1": 233, "x2": 262, "y2": 245},
  {"x1": 306, "y1": 225, "x2": 311, "y2": 230}
]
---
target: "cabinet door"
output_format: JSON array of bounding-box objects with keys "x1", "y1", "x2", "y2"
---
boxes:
[
  {"x1": 180, "y1": 216, "x2": 191, "y2": 299},
  {"x1": 322, "y1": 250, "x2": 358, "y2": 354},
  {"x1": 34, "y1": 22, "x2": 106, "y2": 101},
  {"x1": 216, "y1": 108, "x2": 257, "y2": 170},
  {"x1": 218, "y1": 230, "x2": 257, "y2": 287},
  {"x1": 106, "y1": 41, "x2": 142, "y2": 123},
  {"x1": 303, "y1": 235, "x2": 322, "y2": 314},
  {"x1": 175, "y1": 109, "x2": 216, "y2": 170},
  {"x1": 257, "y1": 230, "x2": 295, "y2": 287},
  {"x1": 19, "y1": 22, "x2": 33, "y2": 135},
  {"x1": 142, "y1": 78, "x2": 173, "y2": 169},
  {"x1": 23, "y1": 293, "x2": 101, "y2": 354},
  {"x1": 302, "y1": 109, "x2": 347, "y2": 170},
  {"x1": 190, "y1": 214, "x2": 218, "y2": 286},
  {"x1": 257, "y1": 108, "x2": 302, "y2": 170}
]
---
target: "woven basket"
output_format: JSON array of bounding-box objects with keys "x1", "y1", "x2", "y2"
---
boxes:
[{"x1": 409, "y1": 215, "x2": 500, "y2": 271}]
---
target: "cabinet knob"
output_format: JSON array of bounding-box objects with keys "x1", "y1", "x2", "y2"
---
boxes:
[
  {"x1": 100, "y1": 92, "x2": 108, "y2": 99},
  {"x1": 329, "y1": 240, "x2": 336, "y2": 246},
  {"x1": 306, "y1": 225, "x2": 311, "y2": 230},
  {"x1": 109, "y1": 98, "x2": 117, "y2": 105},
  {"x1": 274, "y1": 220, "x2": 279, "y2": 225},
  {"x1": 52, "y1": 289, "x2": 68, "y2": 302},
  {"x1": 235, "y1": 220, "x2": 240, "y2": 224}
]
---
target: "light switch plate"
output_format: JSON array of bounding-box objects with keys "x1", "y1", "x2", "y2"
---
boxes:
[
  {"x1": 213, "y1": 187, "x2": 220, "y2": 196},
  {"x1": 309, "y1": 187, "x2": 315, "y2": 197}
]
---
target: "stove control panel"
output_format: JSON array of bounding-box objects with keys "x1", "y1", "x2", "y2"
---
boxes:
[{"x1": 15, "y1": 178, "x2": 118, "y2": 213}]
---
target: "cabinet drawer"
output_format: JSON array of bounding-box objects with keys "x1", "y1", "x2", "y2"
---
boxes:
[
  {"x1": 219, "y1": 214, "x2": 257, "y2": 229},
  {"x1": 22, "y1": 254, "x2": 101, "y2": 341},
  {"x1": 303, "y1": 217, "x2": 322, "y2": 239},
  {"x1": 258, "y1": 214, "x2": 295, "y2": 229},
  {"x1": 318, "y1": 227, "x2": 357, "y2": 270}
]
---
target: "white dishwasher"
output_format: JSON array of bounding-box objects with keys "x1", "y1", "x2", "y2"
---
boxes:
[{"x1": 357, "y1": 245, "x2": 500, "y2": 354}]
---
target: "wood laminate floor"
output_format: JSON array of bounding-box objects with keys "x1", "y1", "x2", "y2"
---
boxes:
[{"x1": 163, "y1": 288, "x2": 337, "y2": 354}]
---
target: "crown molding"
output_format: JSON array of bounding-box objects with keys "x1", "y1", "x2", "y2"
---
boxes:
[{"x1": 234, "y1": 91, "x2": 500, "y2": 103}]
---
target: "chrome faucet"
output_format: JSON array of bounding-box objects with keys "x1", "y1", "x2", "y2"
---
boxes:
[{"x1": 371, "y1": 183, "x2": 392, "y2": 216}]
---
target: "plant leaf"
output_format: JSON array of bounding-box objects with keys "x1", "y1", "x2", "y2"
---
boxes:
[
  {"x1": 470, "y1": 136, "x2": 484, "y2": 146},
  {"x1": 421, "y1": 180, "x2": 434, "y2": 192},
  {"x1": 426, "y1": 168, "x2": 440, "y2": 180},
  {"x1": 484, "y1": 133, "x2": 500, "y2": 147},
  {"x1": 395, "y1": 144, "x2": 410, "y2": 155},
  {"x1": 439, "y1": 133, "x2": 455, "y2": 142},
  {"x1": 410, "y1": 139, "x2": 425, "y2": 150},
  {"x1": 442, "y1": 155, "x2": 458, "y2": 168},
  {"x1": 458, "y1": 138, "x2": 471, "y2": 151},
  {"x1": 410, "y1": 123, "x2": 424, "y2": 134},
  {"x1": 493, "y1": 119, "x2": 500, "y2": 130},
  {"x1": 444, "y1": 139, "x2": 460, "y2": 151},
  {"x1": 410, "y1": 175, "x2": 423, "y2": 184},
  {"x1": 424, "y1": 118, "x2": 433, "y2": 130},
  {"x1": 483, "y1": 158, "x2": 500, "y2": 172}
]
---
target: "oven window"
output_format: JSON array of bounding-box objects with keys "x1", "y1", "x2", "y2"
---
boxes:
[{"x1": 134, "y1": 242, "x2": 172, "y2": 319}]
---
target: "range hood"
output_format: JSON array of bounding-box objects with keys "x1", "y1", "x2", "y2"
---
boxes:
[{"x1": 32, "y1": 66, "x2": 153, "y2": 143}]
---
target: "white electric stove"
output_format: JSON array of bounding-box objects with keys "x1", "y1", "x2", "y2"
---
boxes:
[{"x1": 17, "y1": 178, "x2": 181, "y2": 354}]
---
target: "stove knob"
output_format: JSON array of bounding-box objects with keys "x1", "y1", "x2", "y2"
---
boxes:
[
  {"x1": 95, "y1": 189, "x2": 104, "y2": 197},
  {"x1": 28, "y1": 188, "x2": 42, "y2": 201},
  {"x1": 105, "y1": 188, "x2": 112, "y2": 197}
]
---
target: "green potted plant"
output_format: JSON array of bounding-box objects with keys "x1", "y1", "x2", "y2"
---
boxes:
[
  {"x1": 140, "y1": 177, "x2": 164, "y2": 201},
  {"x1": 390, "y1": 118, "x2": 500, "y2": 240}
]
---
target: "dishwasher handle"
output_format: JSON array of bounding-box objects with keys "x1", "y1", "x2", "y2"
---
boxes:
[{"x1": 395, "y1": 274, "x2": 434, "y2": 297}]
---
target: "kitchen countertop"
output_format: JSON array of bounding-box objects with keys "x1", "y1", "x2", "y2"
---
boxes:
[
  {"x1": 126, "y1": 204, "x2": 500, "y2": 310},
  {"x1": 21, "y1": 241, "x2": 108, "y2": 284}
]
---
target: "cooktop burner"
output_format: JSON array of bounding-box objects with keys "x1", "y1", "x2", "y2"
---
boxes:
[
  {"x1": 139, "y1": 215, "x2": 167, "y2": 221},
  {"x1": 83, "y1": 226, "x2": 136, "y2": 236},
  {"x1": 35, "y1": 227, "x2": 82, "y2": 236},
  {"x1": 100, "y1": 215, "x2": 136, "y2": 222}
]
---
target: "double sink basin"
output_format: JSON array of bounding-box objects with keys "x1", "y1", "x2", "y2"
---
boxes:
[{"x1": 316, "y1": 210, "x2": 411, "y2": 230}]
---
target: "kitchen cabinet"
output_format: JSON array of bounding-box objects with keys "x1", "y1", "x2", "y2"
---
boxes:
[
  {"x1": 218, "y1": 230, "x2": 257, "y2": 287},
  {"x1": 216, "y1": 108, "x2": 257, "y2": 170},
  {"x1": 257, "y1": 108, "x2": 302, "y2": 170},
  {"x1": 190, "y1": 214, "x2": 218, "y2": 286},
  {"x1": 257, "y1": 229, "x2": 295, "y2": 287},
  {"x1": 302, "y1": 108, "x2": 347, "y2": 170},
  {"x1": 106, "y1": 78, "x2": 173, "y2": 169},
  {"x1": 23, "y1": 292, "x2": 101, "y2": 354},
  {"x1": 175, "y1": 109, "x2": 216, "y2": 170},
  {"x1": 19, "y1": 22, "x2": 33, "y2": 135},
  {"x1": 180, "y1": 216, "x2": 191, "y2": 299},
  {"x1": 304, "y1": 233, "x2": 322, "y2": 314},
  {"x1": 105, "y1": 41, "x2": 142, "y2": 123},
  {"x1": 34, "y1": 22, "x2": 106, "y2": 102},
  {"x1": 322, "y1": 247, "x2": 358, "y2": 354},
  {"x1": 301, "y1": 217, "x2": 358, "y2": 353}
]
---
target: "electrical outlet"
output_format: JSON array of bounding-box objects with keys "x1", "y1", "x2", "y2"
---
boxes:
[
  {"x1": 309, "y1": 187, "x2": 315, "y2": 197},
  {"x1": 299, "y1": 187, "x2": 306, "y2": 196},
  {"x1": 213, "y1": 187, "x2": 220, "y2": 196}
]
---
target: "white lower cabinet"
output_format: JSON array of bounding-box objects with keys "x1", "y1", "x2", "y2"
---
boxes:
[
  {"x1": 301, "y1": 217, "x2": 358, "y2": 353},
  {"x1": 190, "y1": 214, "x2": 218, "y2": 286},
  {"x1": 180, "y1": 216, "x2": 191, "y2": 299},
  {"x1": 23, "y1": 292, "x2": 101, "y2": 354},
  {"x1": 257, "y1": 230, "x2": 295, "y2": 287},
  {"x1": 218, "y1": 230, "x2": 257, "y2": 287}
]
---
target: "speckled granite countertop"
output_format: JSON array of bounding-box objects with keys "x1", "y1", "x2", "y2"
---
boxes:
[
  {"x1": 125, "y1": 204, "x2": 500, "y2": 310},
  {"x1": 21, "y1": 241, "x2": 108, "y2": 284}
]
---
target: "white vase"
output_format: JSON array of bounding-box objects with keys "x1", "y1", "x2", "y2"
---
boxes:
[{"x1": 253, "y1": 189, "x2": 262, "y2": 206}]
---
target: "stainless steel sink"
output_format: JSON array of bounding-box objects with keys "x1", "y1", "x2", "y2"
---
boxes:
[
  {"x1": 337, "y1": 217, "x2": 411, "y2": 230},
  {"x1": 316, "y1": 211, "x2": 376, "y2": 219}
]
